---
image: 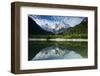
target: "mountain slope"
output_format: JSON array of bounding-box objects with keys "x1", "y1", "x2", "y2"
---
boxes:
[
  {"x1": 29, "y1": 15, "x2": 84, "y2": 34},
  {"x1": 28, "y1": 17, "x2": 54, "y2": 37},
  {"x1": 62, "y1": 18, "x2": 88, "y2": 38},
  {"x1": 28, "y1": 16, "x2": 88, "y2": 38}
]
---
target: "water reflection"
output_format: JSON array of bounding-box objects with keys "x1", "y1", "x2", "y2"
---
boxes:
[
  {"x1": 32, "y1": 46, "x2": 82, "y2": 60},
  {"x1": 28, "y1": 41, "x2": 88, "y2": 61}
]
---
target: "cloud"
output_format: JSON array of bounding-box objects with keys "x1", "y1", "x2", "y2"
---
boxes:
[
  {"x1": 29, "y1": 15, "x2": 85, "y2": 33},
  {"x1": 29, "y1": 15, "x2": 84, "y2": 27},
  {"x1": 63, "y1": 17, "x2": 84, "y2": 27}
]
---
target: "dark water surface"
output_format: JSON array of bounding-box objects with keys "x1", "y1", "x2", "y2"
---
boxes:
[{"x1": 28, "y1": 41, "x2": 88, "y2": 61}]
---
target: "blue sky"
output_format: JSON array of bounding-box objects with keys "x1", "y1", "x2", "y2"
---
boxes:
[{"x1": 29, "y1": 15, "x2": 85, "y2": 27}]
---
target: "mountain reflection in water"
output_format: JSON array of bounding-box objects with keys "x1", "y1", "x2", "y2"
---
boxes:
[
  {"x1": 28, "y1": 41, "x2": 88, "y2": 61},
  {"x1": 32, "y1": 46, "x2": 82, "y2": 60}
]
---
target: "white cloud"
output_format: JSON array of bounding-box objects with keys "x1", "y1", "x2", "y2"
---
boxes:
[
  {"x1": 29, "y1": 15, "x2": 85, "y2": 33},
  {"x1": 63, "y1": 17, "x2": 84, "y2": 27}
]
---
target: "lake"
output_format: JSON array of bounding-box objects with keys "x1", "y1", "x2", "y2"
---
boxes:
[{"x1": 28, "y1": 41, "x2": 88, "y2": 61}]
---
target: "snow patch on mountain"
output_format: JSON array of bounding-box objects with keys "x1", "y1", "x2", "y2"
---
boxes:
[{"x1": 29, "y1": 15, "x2": 84, "y2": 33}]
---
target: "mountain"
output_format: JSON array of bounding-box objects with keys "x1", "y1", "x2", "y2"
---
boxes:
[
  {"x1": 28, "y1": 17, "x2": 54, "y2": 37},
  {"x1": 29, "y1": 15, "x2": 84, "y2": 34},
  {"x1": 62, "y1": 18, "x2": 88, "y2": 37},
  {"x1": 40, "y1": 22, "x2": 71, "y2": 34},
  {"x1": 28, "y1": 16, "x2": 88, "y2": 38},
  {"x1": 29, "y1": 16, "x2": 70, "y2": 34}
]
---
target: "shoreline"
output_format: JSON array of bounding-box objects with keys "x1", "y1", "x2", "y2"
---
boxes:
[{"x1": 29, "y1": 38, "x2": 88, "y2": 42}]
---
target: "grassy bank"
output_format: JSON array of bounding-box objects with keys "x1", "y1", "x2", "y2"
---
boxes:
[{"x1": 29, "y1": 33, "x2": 87, "y2": 39}]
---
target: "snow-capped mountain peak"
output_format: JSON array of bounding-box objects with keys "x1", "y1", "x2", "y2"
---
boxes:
[{"x1": 29, "y1": 15, "x2": 84, "y2": 34}]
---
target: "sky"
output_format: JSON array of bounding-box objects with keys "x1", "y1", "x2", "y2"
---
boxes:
[{"x1": 29, "y1": 15, "x2": 85, "y2": 27}]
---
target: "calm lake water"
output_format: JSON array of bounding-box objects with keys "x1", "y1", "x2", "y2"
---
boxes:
[{"x1": 28, "y1": 41, "x2": 88, "y2": 61}]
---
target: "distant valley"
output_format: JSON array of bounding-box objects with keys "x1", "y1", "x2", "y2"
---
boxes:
[{"x1": 28, "y1": 16, "x2": 88, "y2": 39}]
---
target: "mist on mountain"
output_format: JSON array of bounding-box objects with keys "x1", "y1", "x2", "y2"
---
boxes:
[{"x1": 29, "y1": 15, "x2": 85, "y2": 34}]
